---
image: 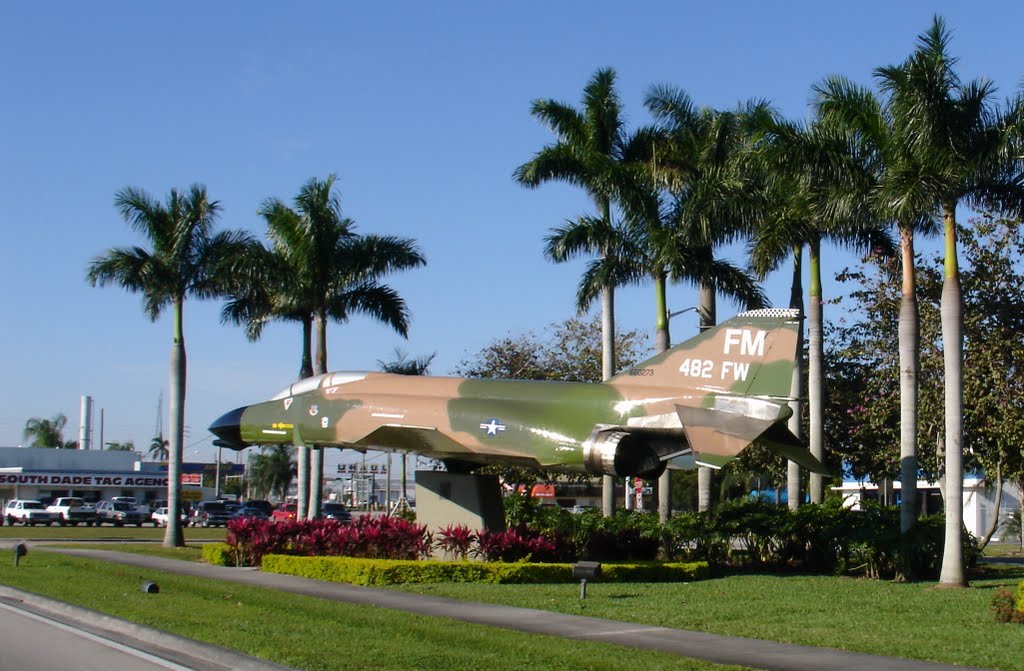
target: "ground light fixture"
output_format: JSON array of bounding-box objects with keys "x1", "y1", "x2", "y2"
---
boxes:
[{"x1": 572, "y1": 561, "x2": 601, "y2": 599}]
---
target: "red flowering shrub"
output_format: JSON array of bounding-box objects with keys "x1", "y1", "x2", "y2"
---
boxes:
[
  {"x1": 436, "y1": 524, "x2": 476, "y2": 560},
  {"x1": 226, "y1": 517, "x2": 288, "y2": 566},
  {"x1": 227, "y1": 515, "x2": 434, "y2": 565},
  {"x1": 476, "y1": 526, "x2": 559, "y2": 562}
]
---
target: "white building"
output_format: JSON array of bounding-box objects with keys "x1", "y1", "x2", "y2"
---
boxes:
[{"x1": 832, "y1": 474, "x2": 1022, "y2": 539}]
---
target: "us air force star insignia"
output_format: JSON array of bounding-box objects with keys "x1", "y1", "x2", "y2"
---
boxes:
[
  {"x1": 480, "y1": 418, "x2": 506, "y2": 436},
  {"x1": 284, "y1": 398, "x2": 293, "y2": 410},
  {"x1": 309, "y1": 404, "x2": 319, "y2": 416}
]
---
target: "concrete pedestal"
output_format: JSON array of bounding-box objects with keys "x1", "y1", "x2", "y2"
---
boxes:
[{"x1": 414, "y1": 471, "x2": 505, "y2": 533}]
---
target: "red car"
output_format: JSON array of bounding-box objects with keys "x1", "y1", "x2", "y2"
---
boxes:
[{"x1": 271, "y1": 502, "x2": 297, "y2": 522}]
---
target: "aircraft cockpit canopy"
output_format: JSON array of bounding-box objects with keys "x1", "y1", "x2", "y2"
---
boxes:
[{"x1": 270, "y1": 372, "x2": 368, "y2": 400}]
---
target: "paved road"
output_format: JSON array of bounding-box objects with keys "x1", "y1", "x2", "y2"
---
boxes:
[
  {"x1": 29, "y1": 546, "x2": 998, "y2": 671},
  {"x1": 0, "y1": 584, "x2": 295, "y2": 671}
]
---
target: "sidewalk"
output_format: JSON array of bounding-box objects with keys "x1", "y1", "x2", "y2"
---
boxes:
[{"x1": 25, "y1": 546, "x2": 1002, "y2": 671}]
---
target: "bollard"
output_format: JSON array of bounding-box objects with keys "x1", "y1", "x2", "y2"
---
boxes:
[
  {"x1": 13, "y1": 543, "x2": 27, "y2": 567},
  {"x1": 141, "y1": 581, "x2": 159, "y2": 594}
]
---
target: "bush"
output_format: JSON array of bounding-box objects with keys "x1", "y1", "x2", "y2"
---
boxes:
[
  {"x1": 436, "y1": 524, "x2": 476, "y2": 561},
  {"x1": 991, "y1": 588, "x2": 1024, "y2": 623},
  {"x1": 202, "y1": 542, "x2": 235, "y2": 567},
  {"x1": 476, "y1": 526, "x2": 560, "y2": 562},
  {"x1": 225, "y1": 515, "x2": 433, "y2": 566},
  {"x1": 261, "y1": 554, "x2": 710, "y2": 585}
]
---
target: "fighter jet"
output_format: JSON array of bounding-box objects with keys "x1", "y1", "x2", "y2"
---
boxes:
[{"x1": 209, "y1": 308, "x2": 826, "y2": 477}]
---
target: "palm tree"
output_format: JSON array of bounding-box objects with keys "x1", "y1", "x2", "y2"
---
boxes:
[
  {"x1": 750, "y1": 112, "x2": 893, "y2": 504},
  {"x1": 248, "y1": 445, "x2": 296, "y2": 502},
  {"x1": 816, "y1": 77, "x2": 938, "y2": 535},
  {"x1": 148, "y1": 434, "x2": 170, "y2": 461},
  {"x1": 872, "y1": 16, "x2": 1024, "y2": 586},
  {"x1": 226, "y1": 175, "x2": 425, "y2": 519},
  {"x1": 87, "y1": 184, "x2": 254, "y2": 548},
  {"x1": 23, "y1": 413, "x2": 68, "y2": 448},
  {"x1": 643, "y1": 89, "x2": 770, "y2": 512},
  {"x1": 515, "y1": 67, "x2": 635, "y2": 516}
]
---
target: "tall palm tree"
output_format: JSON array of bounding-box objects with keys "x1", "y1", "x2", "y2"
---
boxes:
[
  {"x1": 751, "y1": 112, "x2": 892, "y2": 504},
  {"x1": 816, "y1": 76, "x2": 938, "y2": 535},
  {"x1": 87, "y1": 184, "x2": 254, "y2": 548},
  {"x1": 23, "y1": 413, "x2": 68, "y2": 448},
  {"x1": 643, "y1": 89, "x2": 770, "y2": 512},
  {"x1": 226, "y1": 175, "x2": 425, "y2": 519},
  {"x1": 515, "y1": 67, "x2": 635, "y2": 516},
  {"x1": 873, "y1": 16, "x2": 1024, "y2": 586}
]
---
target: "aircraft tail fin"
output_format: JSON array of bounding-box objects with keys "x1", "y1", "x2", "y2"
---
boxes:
[{"x1": 612, "y1": 308, "x2": 801, "y2": 402}]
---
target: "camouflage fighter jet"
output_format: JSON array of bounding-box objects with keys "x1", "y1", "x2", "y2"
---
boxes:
[{"x1": 209, "y1": 308, "x2": 826, "y2": 477}]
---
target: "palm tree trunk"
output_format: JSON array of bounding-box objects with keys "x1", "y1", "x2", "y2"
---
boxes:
[
  {"x1": 898, "y1": 223, "x2": 919, "y2": 534},
  {"x1": 308, "y1": 447, "x2": 323, "y2": 518},
  {"x1": 299, "y1": 312, "x2": 328, "y2": 520},
  {"x1": 653, "y1": 269, "x2": 672, "y2": 521},
  {"x1": 163, "y1": 298, "x2": 186, "y2": 548},
  {"x1": 654, "y1": 270, "x2": 670, "y2": 352},
  {"x1": 808, "y1": 235, "x2": 824, "y2": 504},
  {"x1": 787, "y1": 245, "x2": 804, "y2": 512},
  {"x1": 697, "y1": 467, "x2": 712, "y2": 512},
  {"x1": 601, "y1": 282, "x2": 617, "y2": 517},
  {"x1": 296, "y1": 443, "x2": 309, "y2": 521},
  {"x1": 299, "y1": 316, "x2": 314, "y2": 379},
  {"x1": 939, "y1": 207, "x2": 966, "y2": 587},
  {"x1": 697, "y1": 282, "x2": 716, "y2": 513},
  {"x1": 315, "y1": 312, "x2": 328, "y2": 376}
]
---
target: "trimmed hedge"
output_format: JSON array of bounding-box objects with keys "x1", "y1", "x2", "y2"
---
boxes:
[
  {"x1": 202, "y1": 542, "x2": 235, "y2": 566},
  {"x1": 261, "y1": 554, "x2": 709, "y2": 585}
]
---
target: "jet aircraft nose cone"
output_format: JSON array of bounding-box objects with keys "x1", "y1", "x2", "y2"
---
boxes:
[{"x1": 209, "y1": 406, "x2": 248, "y2": 449}]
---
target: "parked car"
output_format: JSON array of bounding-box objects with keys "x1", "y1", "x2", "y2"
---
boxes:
[
  {"x1": 241, "y1": 499, "x2": 272, "y2": 516},
  {"x1": 271, "y1": 502, "x2": 297, "y2": 522},
  {"x1": 46, "y1": 497, "x2": 97, "y2": 526},
  {"x1": 5, "y1": 499, "x2": 58, "y2": 526},
  {"x1": 235, "y1": 505, "x2": 269, "y2": 520},
  {"x1": 151, "y1": 506, "x2": 188, "y2": 527},
  {"x1": 95, "y1": 499, "x2": 151, "y2": 526},
  {"x1": 321, "y1": 502, "x2": 352, "y2": 522},
  {"x1": 190, "y1": 500, "x2": 233, "y2": 527}
]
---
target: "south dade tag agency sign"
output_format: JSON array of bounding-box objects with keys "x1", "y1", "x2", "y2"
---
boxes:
[{"x1": 0, "y1": 472, "x2": 171, "y2": 488}]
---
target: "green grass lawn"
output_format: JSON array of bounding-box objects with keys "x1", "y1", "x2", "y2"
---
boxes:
[
  {"x1": 0, "y1": 551, "x2": 747, "y2": 671},
  {"x1": 0, "y1": 524, "x2": 226, "y2": 542},
  {"x1": 3, "y1": 538, "x2": 1024, "y2": 670},
  {"x1": 390, "y1": 565, "x2": 1024, "y2": 670}
]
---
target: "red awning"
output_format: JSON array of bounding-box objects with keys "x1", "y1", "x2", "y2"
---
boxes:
[{"x1": 531, "y1": 484, "x2": 556, "y2": 498}]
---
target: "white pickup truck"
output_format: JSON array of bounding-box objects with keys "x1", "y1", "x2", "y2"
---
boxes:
[{"x1": 46, "y1": 497, "x2": 97, "y2": 526}]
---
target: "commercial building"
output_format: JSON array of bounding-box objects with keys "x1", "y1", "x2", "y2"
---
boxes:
[{"x1": 0, "y1": 446, "x2": 241, "y2": 507}]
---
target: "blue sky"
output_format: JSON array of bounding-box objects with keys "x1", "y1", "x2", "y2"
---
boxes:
[{"x1": 1, "y1": 2, "x2": 1020, "y2": 467}]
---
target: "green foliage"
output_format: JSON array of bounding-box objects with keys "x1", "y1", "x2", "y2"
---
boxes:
[
  {"x1": 827, "y1": 214, "x2": 1024, "y2": 486},
  {"x1": 201, "y1": 542, "x2": 235, "y2": 566},
  {"x1": 246, "y1": 445, "x2": 296, "y2": 501},
  {"x1": 22, "y1": 413, "x2": 70, "y2": 448},
  {"x1": 261, "y1": 554, "x2": 709, "y2": 585},
  {"x1": 453, "y1": 315, "x2": 647, "y2": 384}
]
